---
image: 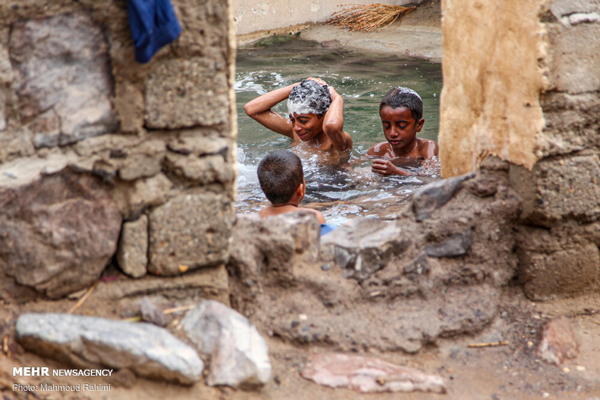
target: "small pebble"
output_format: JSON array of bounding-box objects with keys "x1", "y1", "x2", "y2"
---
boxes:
[
  {"x1": 576, "y1": 365, "x2": 586, "y2": 372},
  {"x1": 563, "y1": 367, "x2": 570, "y2": 373},
  {"x1": 299, "y1": 314, "x2": 308, "y2": 321},
  {"x1": 543, "y1": 393, "x2": 549, "y2": 398},
  {"x1": 291, "y1": 320, "x2": 300, "y2": 328},
  {"x1": 321, "y1": 263, "x2": 332, "y2": 271},
  {"x1": 527, "y1": 341, "x2": 534, "y2": 348}
]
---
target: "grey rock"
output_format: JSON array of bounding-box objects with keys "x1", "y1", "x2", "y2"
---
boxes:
[
  {"x1": 463, "y1": 173, "x2": 500, "y2": 197},
  {"x1": 145, "y1": 58, "x2": 229, "y2": 129},
  {"x1": 0, "y1": 173, "x2": 121, "y2": 298},
  {"x1": 538, "y1": 91, "x2": 600, "y2": 158},
  {"x1": 322, "y1": 218, "x2": 409, "y2": 280},
  {"x1": 16, "y1": 313, "x2": 204, "y2": 385},
  {"x1": 403, "y1": 253, "x2": 431, "y2": 276},
  {"x1": 412, "y1": 172, "x2": 475, "y2": 221},
  {"x1": 547, "y1": 20, "x2": 600, "y2": 94},
  {"x1": 110, "y1": 174, "x2": 174, "y2": 220},
  {"x1": 167, "y1": 133, "x2": 231, "y2": 157},
  {"x1": 9, "y1": 11, "x2": 118, "y2": 148},
  {"x1": 510, "y1": 155, "x2": 600, "y2": 226},
  {"x1": 164, "y1": 153, "x2": 234, "y2": 185},
  {"x1": 518, "y1": 227, "x2": 600, "y2": 300},
  {"x1": 148, "y1": 192, "x2": 234, "y2": 276},
  {"x1": 118, "y1": 140, "x2": 166, "y2": 181},
  {"x1": 117, "y1": 216, "x2": 148, "y2": 279},
  {"x1": 424, "y1": 229, "x2": 472, "y2": 257},
  {"x1": 182, "y1": 300, "x2": 271, "y2": 387},
  {"x1": 140, "y1": 297, "x2": 168, "y2": 327}
]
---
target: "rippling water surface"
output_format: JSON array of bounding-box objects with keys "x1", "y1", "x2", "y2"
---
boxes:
[{"x1": 235, "y1": 36, "x2": 443, "y2": 224}]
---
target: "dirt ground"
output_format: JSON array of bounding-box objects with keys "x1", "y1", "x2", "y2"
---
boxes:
[{"x1": 1, "y1": 279, "x2": 600, "y2": 400}]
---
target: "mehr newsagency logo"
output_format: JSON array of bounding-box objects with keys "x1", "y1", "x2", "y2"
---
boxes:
[{"x1": 13, "y1": 367, "x2": 113, "y2": 392}]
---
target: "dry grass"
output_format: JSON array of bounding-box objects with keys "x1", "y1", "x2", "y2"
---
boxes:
[{"x1": 327, "y1": 3, "x2": 417, "y2": 33}]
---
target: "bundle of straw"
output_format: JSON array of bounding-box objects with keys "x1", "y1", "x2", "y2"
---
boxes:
[{"x1": 327, "y1": 3, "x2": 416, "y2": 33}]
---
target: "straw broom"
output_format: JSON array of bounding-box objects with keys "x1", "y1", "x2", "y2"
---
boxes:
[{"x1": 327, "y1": 3, "x2": 416, "y2": 33}]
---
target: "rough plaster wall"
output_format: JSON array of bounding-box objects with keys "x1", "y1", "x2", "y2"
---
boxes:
[
  {"x1": 231, "y1": 0, "x2": 414, "y2": 35},
  {"x1": 439, "y1": 0, "x2": 549, "y2": 178},
  {"x1": 0, "y1": 0, "x2": 237, "y2": 298}
]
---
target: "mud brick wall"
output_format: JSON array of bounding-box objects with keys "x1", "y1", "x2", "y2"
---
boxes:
[
  {"x1": 440, "y1": 0, "x2": 600, "y2": 299},
  {"x1": 0, "y1": 0, "x2": 237, "y2": 299}
]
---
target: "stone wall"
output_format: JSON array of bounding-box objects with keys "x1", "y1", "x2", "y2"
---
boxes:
[
  {"x1": 440, "y1": 0, "x2": 600, "y2": 299},
  {"x1": 0, "y1": 0, "x2": 236, "y2": 299}
]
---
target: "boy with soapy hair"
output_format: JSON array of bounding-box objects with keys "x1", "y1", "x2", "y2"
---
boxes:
[
  {"x1": 257, "y1": 150, "x2": 326, "y2": 224},
  {"x1": 367, "y1": 87, "x2": 438, "y2": 176},
  {"x1": 244, "y1": 78, "x2": 353, "y2": 155}
]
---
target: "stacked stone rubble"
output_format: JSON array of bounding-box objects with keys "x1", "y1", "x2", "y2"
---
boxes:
[
  {"x1": 511, "y1": 0, "x2": 600, "y2": 300},
  {"x1": 0, "y1": 0, "x2": 236, "y2": 299}
]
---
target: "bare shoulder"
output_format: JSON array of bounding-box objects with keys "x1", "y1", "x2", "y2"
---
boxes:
[
  {"x1": 417, "y1": 138, "x2": 439, "y2": 158},
  {"x1": 367, "y1": 142, "x2": 390, "y2": 156},
  {"x1": 300, "y1": 207, "x2": 326, "y2": 224}
]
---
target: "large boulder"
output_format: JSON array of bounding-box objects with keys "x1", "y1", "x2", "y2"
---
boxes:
[
  {"x1": 0, "y1": 173, "x2": 122, "y2": 298},
  {"x1": 16, "y1": 313, "x2": 204, "y2": 385}
]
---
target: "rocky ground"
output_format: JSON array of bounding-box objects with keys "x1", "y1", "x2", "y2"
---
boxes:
[
  {"x1": 2, "y1": 1, "x2": 600, "y2": 399},
  {"x1": 1, "y1": 274, "x2": 600, "y2": 400},
  {"x1": 2, "y1": 164, "x2": 600, "y2": 400}
]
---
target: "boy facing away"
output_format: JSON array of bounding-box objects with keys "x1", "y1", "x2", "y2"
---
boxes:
[
  {"x1": 244, "y1": 78, "x2": 353, "y2": 156},
  {"x1": 367, "y1": 87, "x2": 439, "y2": 176},
  {"x1": 257, "y1": 150, "x2": 326, "y2": 223}
]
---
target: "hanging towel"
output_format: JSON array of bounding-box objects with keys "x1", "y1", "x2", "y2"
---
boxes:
[{"x1": 127, "y1": 0, "x2": 182, "y2": 64}]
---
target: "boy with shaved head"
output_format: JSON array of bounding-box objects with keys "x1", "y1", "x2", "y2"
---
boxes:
[{"x1": 368, "y1": 87, "x2": 438, "y2": 176}]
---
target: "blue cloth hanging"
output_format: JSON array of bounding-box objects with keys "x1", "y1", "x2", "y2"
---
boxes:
[{"x1": 127, "y1": 0, "x2": 182, "y2": 64}]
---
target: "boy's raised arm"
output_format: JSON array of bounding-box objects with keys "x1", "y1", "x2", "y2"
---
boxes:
[
  {"x1": 322, "y1": 86, "x2": 353, "y2": 151},
  {"x1": 244, "y1": 83, "x2": 298, "y2": 138}
]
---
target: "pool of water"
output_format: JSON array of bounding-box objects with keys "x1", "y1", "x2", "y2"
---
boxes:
[{"x1": 235, "y1": 36, "x2": 443, "y2": 225}]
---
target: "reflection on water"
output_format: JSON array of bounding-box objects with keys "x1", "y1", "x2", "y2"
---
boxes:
[{"x1": 235, "y1": 36, "x2": 443, "y2": 224}]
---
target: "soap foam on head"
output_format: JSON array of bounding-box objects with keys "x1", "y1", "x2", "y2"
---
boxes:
[
  {"x1": 287, "y1": 79, "x2": 331, "y2": 117},
  {"x1": 395, "y1": 86, "x2": 422, "y2": 101}
]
